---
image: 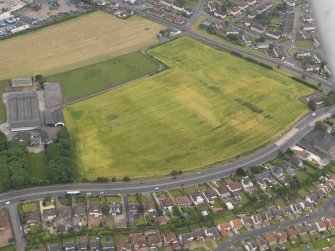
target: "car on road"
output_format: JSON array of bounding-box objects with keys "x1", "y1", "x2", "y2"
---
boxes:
[
  {"x1": 5, "y1": 201, "x2": 10, "y2": 205},
  {"x1": 312, "y1": 112, "x2": 316, "y2": 117},
  {"x1": 99, "y1": 192, "x2": 104, "y2": 195},
  {"x1": 154, "y1": 187, "x2": 159, "y2": 190},
  {"x1": 86, "y1": 192, "x2": 92, "y2": 196}
]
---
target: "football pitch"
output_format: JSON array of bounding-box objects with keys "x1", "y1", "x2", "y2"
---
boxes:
[
  {"x1": 64, "y1": 37, "x2": 313, "y2": 180},
  {"x1": 0, "y1": 11, "x2": 163, "y2": 80}
]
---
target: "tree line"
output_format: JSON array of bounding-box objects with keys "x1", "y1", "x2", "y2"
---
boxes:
[{"x1": 0, "y1": 128, "x2": 76, "y2": 192}]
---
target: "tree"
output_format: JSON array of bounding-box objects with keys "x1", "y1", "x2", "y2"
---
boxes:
[
  {"x1": 236, "y1": 167, "x2": 246, "y2": 177},
  {"x1": 123, "y1": 176, "x2": 130, "y2": 182},
  {"x1": 171, "y1": 170, "x2": 179, "y2": 176},
  {"x1": 0, "y1": 132, "x2": 7, "y2": 151},
  {"x1": 250, "y1": 166, "x2": 264, "y2": 174},
  {"x1": 308, "y1": 101, "x2": 316, "y2": 111},
  {"x1": 315, "y1": 121, "x2": 327, "y2": 132}
]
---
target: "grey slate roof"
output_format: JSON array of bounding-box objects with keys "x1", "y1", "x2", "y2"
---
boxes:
[
  {"x1": 8, "y1": 91, "x2": 40, "y2": 131},
  {"x1": 11, "y1": 77, "x2": 33, "y2": 87},
  {"x1": 44, "y1": 83, "x2": 63, "y2": 108}
]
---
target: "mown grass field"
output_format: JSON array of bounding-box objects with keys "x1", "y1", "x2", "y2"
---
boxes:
[
  {"x1": 46, "y1": 51, "x2": 159, "y2": 102},
  {"x1": 0, "y1": 11, "x2": 163, "y2": 80},
  {"x1": 64, "y1": 37, "x2": 313, "y2": 180}
]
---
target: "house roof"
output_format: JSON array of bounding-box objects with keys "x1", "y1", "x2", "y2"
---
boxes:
[
  {"x1": 116, "y1": 241, "x2": 131, "y2": 251},
  {"x1": 203, "y1": 189, "x2": 217, "y2": 199},
  {"x1": 164, "y1": 232, "x2": 178, "y2": 243},
  {"x1": 300, "y1": 130, "x2": 335, "y2": 155},
  {"x1": 11, "y1": 77, "x2": 33, "y2": 87},
  {"x1": 25, "y1": 211, "x2": 41, "y2": 223},
  {"x1": 175, "y1": 196, "x2": 191, "y2": 206},
  {"x1": 159, "y1": 198, "x2": 174, "y2": 208},
  {"x1": 230, "y1": 218, "x2": 242, "y2": 228},
  {"x1": 286, "y1": 229, "x2": 298, "y2": 239},
  {"x1": 148, "y1": 233, "x2": 162, "y2": 246},
  {"x1": 242, "y1": 216, "x2": 252, "y2": 226},
  {"x1": 43, "y1": 208, "x2": 56, "y2": 217},
  {"x1": 264, "y1": 233, "x2": 276, "y2": 243},
  {"x1": 277, "y1": 230, "x2": 288, "y2": 241},
  {"x1": 44, "y1": 83, "x2": 63, "y2": 108},
  {"x1": 156, "y1": 216, "x2": 167, "y2": 225},
  {"x1": 133, "y1": 235, "x2": 147, "y2": 246},
  {"x1": 192, "y1": 228, "x2": 204, "y2": 239},
  {"x1": 216, "y1": 185, "x2": 230, "y2": 194},
  {"x1": 226, "y1": 181, "x2": 242, "y2": 191},
  {"x1": 144, "y1": 201, "x2": 156, "y2": 212}
]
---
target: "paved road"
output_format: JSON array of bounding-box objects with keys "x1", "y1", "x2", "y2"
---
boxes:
[
  {"x1": 8, "y1": 203, "x2": 25, "y2": 251},
  {"x1": 292, "y1": 9, "x2": 301, "y2": 49},
  {"x1": 216, "y1": 195, "x2": 335, "y2": 250}
]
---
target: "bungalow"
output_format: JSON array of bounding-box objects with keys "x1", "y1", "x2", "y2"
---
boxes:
[
  {"x1": 264, "y1": 233, "x2": 277, "y2": 246},
  {"x1": 203, "y1": 189, "x2": 218, "y2": 204},
  {"x1": 160, "y1": 198, "x2": 174, "y2": 211},
  {"x1": 326, "y1": 217, "x2": 335, "y2": 229},
  {"x1": 148, "y1": 233, "x2": 162, "y2": 249},
  {"x1": 276, "y1": 230, "x2": 288, "y2": 244},
  {"x1": 241, "y1": 176, "x2": 254, "y2": 190},
  {"x1": 178, "y1": 233, "x2": 194, "y2": 247},
  {"x1": 43, "y1": 208, "x2": 57, "y2": 222},
  {"x1": 230, "y1": 6, "x2": 241, "y2": 16},
  {"x1": 251, "y1": 24, "x2": 265, "y2": 34},
  {"x1": 286, "y1": 229, "x2": 298, "y2": 240},
  {"x1": 214, "y1": 185, "x2": 230, "y2": 198},
  {"x1": 133, "y1": 235, "x2": 147, "y2": 250},
  {"x1": 306, "y1": 95, "x2": 324, "y2": 105},
  {"x1": 48, "y1": 244, "x2": 62, "y2": 251},
  {"x1": 73, "y1": 205, "x2": 87, "y2": 218},
  {"x1": 163, "y1": 232, "x2": 181, "y2": 250},
  {"x1": 144, "y1": 201, "x2": 157, "y2": 215},
  {"x1": 241, "y1": 216, "x2": 253, "y2": 227},
  {"x1": 88, "y1": 205, "x2": 102, "y2": 218},
  {"x1": 218, "y1": 222, "x2": 231, "y2": 236},
  {"x1": 244, "y1": 240, "x2": 258, "y2": 251},
  {"x1": 175, "y1": 196, "x2": 192, "y2": 207},
  {"x1": 204, "y1": 227, "x2": 221, "y2": 240},
  {"x1": 116, "y1": 242, "x2": 132, "y2": 251},
  {"x1": 226, "y1": 181, "x2": 242, "y2": 194},
  {"x1": 256, "y1": 238, "x2": 268, "y2": 251},
  {"x1": 271, "y1": 209, "x2": 283, "y2": 219},
  {"x1": 229, "y1": 218, "x2": 242, "y2": 230},
  {"x1": 25, "y1": 211, "x2": 41, "y2": 225},
  {"x1": 295, "y1": 225, "x2": 308, "y2": 236},
  {"x1": 190, "y1": 192, "x2": 205, "y2": 205},
  {"x1": 251, "y1": 214, "x2": 263, "y2": 225},
  {"x1": 192, "y1": 228, "x2": 204, "y2": 240},
  {"x1": 315, "y1": 220, "x2": 327, "y2": 232}
]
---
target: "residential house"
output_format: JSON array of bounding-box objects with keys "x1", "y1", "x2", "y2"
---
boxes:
[
  {"x1": 116, "y1": 242, "x2": 131, "y2": 251},
  {"x1": 178, "y1": 233, "x2": 194, "y2": 248},
  {"x1": 159, "y1": 198, "x2": 174, "y2": 211},
  {"x1": 251, "y1": 214, "x2": 263, "y2": 225},
  {"x1": 226, "y1": 181, "x2": 242, "y2": 194},
  {"x1": 48, "y1": 244, "x2": 62, "y2": 251},
  {"x1": 241, "y1": 216, "x2": 253, "y2": 227},
  {"x1": 101, "y1": 241, "x2": 115, "y2": 250},
  {"x1": 175, "y1": 196, "x2": 192, "y2": 207},
  {"x1": 251, "y1": 24, "x2": 265, "y2": 34},
  {"x1": 256, "y1": 238, "x2": 268, "y2": 251},
  {"x1": 58, "y1": 207, "x2": 72, "y2": 221},
  {"x1": 213, "y1": 10, "x2": 226, "y2": 19},
  {"x1": 164, "y1": 232, "x2": 181, "y2": 250},
  {"x1": 295, "y1": 225, "x2": 308, "y2": 236},
  {"x1": 266, "y1": 30, "x2": 281, "y2": 39},
  {"x1": 290, "y1": 203, "x2": 302, "y2": 214},
  {"x1": 133, "y1": 235, "x2": 147, "y2": 250},
  {"x1": 192, "y1": 228, "x2": 204, "y2": 241},
  {"x1": 203, "y1": 189, "x2": 218, "y2": 204},
  {"x1": 229, "y1": 218, "x2": 242, "y2": 230},
  {"x1": 217, "y1": 222, "x2": 231, "y2": 236},
  {"x1": 215, "y1": 185, "x2": 230, "y2": 198},
  {"x1": 239, "y1": 1, "x2": 249, "y2": 11},
  {"x1": 148, "y1": 233, "x2": 162, "y2": 249},
  {"x1": 63, "y1": 241, "x2": 76, "y2": 251},
  {"x1": 43, "y1": 208, "x2": 57, "y2": 222},
  {"x1": 109, "y1": 202, "x2": 121, "y2": 216},
  {"x1": 88, "y1": 205, "x2": 102, "y2": 218},
  {"x1": 276, "y1": 230, "x2": 288, "y2": 244},
  {"x1": 292, "y1": 156, "x2": 304, "y2": 169},
  {"x1": 156, "y1": 216, "x2": 167, "y2": 225},
  {"x1": 296, "y1": 51, "x2": 311, "y2": 59},
  {"x1": 247, "y1": 0, "x2": 256, "y2": 5},
  {"x1": 25, "y1": 211, "x2": 41, "y2": 225},
  {"x1": 307, "y1": 223, "x2": 318, "y2": 234},
  {"x1": 144, "y1": 201, "x2": 157, "y2": 215},
  {"x1": 315, "y1": 220, "x2": 327, "y2": 232},
  {"x1": 271, "y1": 209, "x2": 283, "y2": 220},
  {"x1": 264, "y1": 233, "x2": 277, "y2": 246},
  {"x1": 230, "y1": 6, "x2": 241, "y2": 15},
  {"x1": 241, "y1": 176, "x2": 254, "y2": 190},
  {"x1": 73, "y1": 205, "x2": 87, "y2": 218},
  {"x1": 263, "y1": 210, "x2": 272, "y2": 222},
  {"x1": 248, "y1": 11, "x2": 257, "y2": 19},
  {"x1": 77, "y1": 239, "x2": 88, "y2": 250},
  {"x1": 244, "y1": 17, "x2": 251, "y2": 27},
  {"x1": 326, "y1": 217, "x2": 335, "y2": 229},
  {"x1": 190, "y1": 192, "x2": 205, "y2": 205},
  {"x1": 242, "y1": 34, "x2": 252, "y2": 46},
  {"x1": 286, "y1": 229, "x2": 298, "y2": 240},
  {"x1": 284, "y1": 0, "x2": 295, "y2": 7},
  {"x1": 271, "y1": 166, "x2": 285, "y2": 180},
  {"x1": 244, "y1": 240, "x2": 258, "y2": 251},
  {"x1": 204, "y1": 227, "x2": 221, "y2": 240}
]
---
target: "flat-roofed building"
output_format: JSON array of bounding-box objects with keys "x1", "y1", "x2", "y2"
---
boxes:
[
  {"x1": 11, "y1": 77, "x2": 33, "y2": 88},
  {"x1": 44, "y1": 83, "x2": 63, "y2": 108}
]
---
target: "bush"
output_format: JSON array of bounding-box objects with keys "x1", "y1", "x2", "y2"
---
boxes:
[
  {"x1": 96, "y1": 177, "x2": 109, "y2": 183},
  {"x1": 123, "y1": 176, "x2": 130, "y2": 182},
  {"x1": 291, "y1": 77, "x2": 319, "y2": 90}
]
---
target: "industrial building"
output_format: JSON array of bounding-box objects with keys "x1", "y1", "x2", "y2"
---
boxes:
[
  {"x1": 44, "y1": 108, "x2": 65, "y2": 127},
  {"x1": 44, "y1": 82, "x2": 63, "y2": 108},
  {"x1": 8, "y1": 91, "x2": 41, "y2": 131},
  {"x1": 11, "y1": 77, "x2": 33, "y2": 88}
]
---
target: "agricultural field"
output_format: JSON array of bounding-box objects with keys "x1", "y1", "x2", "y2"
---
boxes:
[
  {"x1": 64, "y1": 37, "x2": 313, "y2": 180},
  {"x1": 46, "y1": 51, "x2": 159, "y2": 102},
  {"x1": 0, "y1": 11, "x2": 163, "y2": 80}
]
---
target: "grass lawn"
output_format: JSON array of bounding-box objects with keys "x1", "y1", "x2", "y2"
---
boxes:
[
  {"x1": 0, "y1": 11, "x2": 163, "y2": 80},
  {"x1": 104, "y1": 195, "x2": 121, "y2": 203},
  {"x1": 183, "y1": 186, "x2": 199, "y2": 195},
  {"x1": 0, "y1": 80, "x2": 9, "y2": 122},
  {"x1": 21, "y1": 202, "x2": 38, "y2": 213},
  {"x1": 64, "y1": 37, "x2": 313, "y2": 180},
  {"x1": 184, "y1": 0, "x2": 200, "y2": 8},
  {"x1": 0, "y1": 245, "x2": 15, "y2": 251},
  {"x1": 27, "y1": 153, "x2": 48, "y2": 180},
  {"x1": 313, "y1": 239, "x2": 330, "y2": 249},
  {"x1": 127, "y1": 195, "x2": 138, "y2": 203},
  {"x1": 296, "y1": 39, "x2": 315, "y2": 49},
  {"x1": 58, "y1": 197, "x2": 71, "y2": 206},
  {"x1": 168, "y1": 189, "x2": 184, "y2": 197},
  {"x1": 46, "y1": 51, "x2": 159, "y2": 102}
]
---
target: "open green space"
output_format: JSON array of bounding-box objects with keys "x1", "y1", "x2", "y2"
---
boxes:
[
  {"x1": 64, "y1": 37, "x2": 313, "y2": 180},
  {"x1": 0, "y1": 245, "x2": 15, "y2": 251},
  {"x1": 46, "y1": 51, "x2": 159, "y2": 102},
  {"x1": 0, "y1": 80, "x2": 8, "y2": 123},
  {"x1": 27, "y1": 153, "x2": 48, "y2": 180},
  {"x1": 21, "y1": 201, "x2": 38, "y2": 213}
]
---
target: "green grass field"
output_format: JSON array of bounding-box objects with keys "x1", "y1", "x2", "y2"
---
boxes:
[
  {"x1": 64, "y1": 37, "x2": 313, "y2": 180},
  {"x1": 0, "y1": 80, "x2": 9, "y2": 122},
  {"x1": 46, "y1": 51, "x2": 159, "y2": 102},
  {"x1": 27, "y1": 153, "x2": 48, "y2": 180}
]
